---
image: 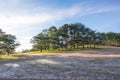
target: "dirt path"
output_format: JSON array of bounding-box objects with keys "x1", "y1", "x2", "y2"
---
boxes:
[{"x1": 0, "y1": 48, "x2": 120, "y2": 79}]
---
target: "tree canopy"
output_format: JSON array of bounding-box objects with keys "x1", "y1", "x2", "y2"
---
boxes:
[
  {"x1": 31, "y1": 23, "x2": 120, "y2": 52},
  {"x1": 0, "y1": 29, "x2": 20, "y2": 55}
]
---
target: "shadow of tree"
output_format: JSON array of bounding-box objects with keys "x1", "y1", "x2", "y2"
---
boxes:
[{"x1": 0, "y1": 48, "x2": 120, "y2": 79}]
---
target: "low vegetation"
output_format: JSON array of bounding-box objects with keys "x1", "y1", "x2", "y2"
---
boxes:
[{"x1": 0, "y1": 48, "x2": 120, "y2": 79}]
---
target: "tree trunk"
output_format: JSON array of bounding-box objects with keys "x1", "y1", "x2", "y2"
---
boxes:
[
  {"x1": 40, "y1": 47, "x2": 42, "y2": 52},
  {"x1": 6, "y1": 50, "x2": 10, "y2": 55},
  {"x1": 82, "y1": 45, "x2": 84, "y2": 49},
  {"x1": 90, "y1": 43, "x2": 92, "y2": 48},
  {"x1": 94, "y1": 43, "x2": 96, "y2": 48},
  {"x1": 65, "y1": 47, "x2": 67, "y2": 50}
]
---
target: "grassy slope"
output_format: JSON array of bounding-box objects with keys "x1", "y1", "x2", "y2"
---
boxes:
[
  {"x1": 0, "y1": 47, "x2": 104, "y2": 65},
  {"x1": 0, "y1": 47, "x2": 105, "y2": 59},
  {"x1": 0, "y1": 47, "x2": 119, "y2": 79}
]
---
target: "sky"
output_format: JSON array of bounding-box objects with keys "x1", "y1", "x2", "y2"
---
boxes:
[{"x1": 0, "y1": 0, "x2": 120, "y2": 51}]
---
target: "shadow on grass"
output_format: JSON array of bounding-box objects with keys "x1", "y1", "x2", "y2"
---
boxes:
[{"x1": 0, "y1": 48, "x2": 120, "y2": 79}]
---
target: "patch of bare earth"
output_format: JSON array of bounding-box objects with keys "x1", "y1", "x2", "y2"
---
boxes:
[{"x1": 0, "y1": 47, "x2": 120, "y2": 80}]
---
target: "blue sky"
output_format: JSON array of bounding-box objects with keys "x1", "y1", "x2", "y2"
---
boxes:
[{"x1": 0, "y1": 0, "x2": 120, "y2": 51}]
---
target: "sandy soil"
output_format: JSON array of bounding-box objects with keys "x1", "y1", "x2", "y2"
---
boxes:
[{"x1": 0, "y1": 47, "x2": 120, "y2": 79}]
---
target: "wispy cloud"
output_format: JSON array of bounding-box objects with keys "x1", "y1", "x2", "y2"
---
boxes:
[
  {"x1": 85, "y1": 6, "x2": 120, "y2": 15},
  {"x1": 0, "y1": 4, "x2": 119, "y2": 26},
  {"x1": 0, "y1": 0, "x2": 119, "y2": 51},
  {"x1": 0, "y1": 14, "x2": 53, "y2": 25}
]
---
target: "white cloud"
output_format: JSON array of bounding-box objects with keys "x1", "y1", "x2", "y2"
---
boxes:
[
  {"x1": 0, "y1": 0, "x2": 20, "y2": 6},
  {"x1": 0, "y1": 4, "x2": 119, "y2": 26},
  {"x1": 0, "y1": 1, "x2": 119, "y2": 51},
  {"x1": 0, "y1": 14, "x2": 53, "y2": 25},
  {"x1": 87, "y1": 6, "x2": 120, "y2": 15},
  {"x1": 0, "y1": 5, "x2": 81, "y2": 26},
  {"x1": 16, "y1": 36, "x2": 32, "y2": 52}
]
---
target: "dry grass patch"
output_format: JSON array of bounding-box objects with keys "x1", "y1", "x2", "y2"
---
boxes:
[{"x1": 0, "y1": 47, "x2": 120, "y2": 79}]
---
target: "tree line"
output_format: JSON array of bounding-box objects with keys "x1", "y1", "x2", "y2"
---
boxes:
[
  {"x1": 0, "y1": 29, "x2": 20, "y2": 55},
  {"x1": 31, "y1": 23, "x2": 120, "y2": 52},
  {"x1": 0, "y1": 23, "x2": 120, "y2": 54}
]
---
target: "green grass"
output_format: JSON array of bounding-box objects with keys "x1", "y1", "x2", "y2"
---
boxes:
[
  {"x1": 0, "y1": 54, "x2": 36, "y2": 64},
  {"x1": 26, "y1": 50, "x2": 61, "y2": 54},
  {"x1": 0, "y1": 54, "x2": 26, "y2": 59},
  {"x1": 0, "y1": 47, "x2": 119, "y2": 79},
  {"x1": 0, "y1": 45, "x2": 107, "y2": 59},
  {"x1": 27, "y1": 46, "x2": 106, "y2": 54}
]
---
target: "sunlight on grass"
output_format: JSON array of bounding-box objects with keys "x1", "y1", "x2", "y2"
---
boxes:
[
  {"x1": 0, "y1": 54, "x2": 26, "y2": 59},
  {"x1": 0, "y1": 46, "x2": 108, "y2": 59},
  {"x1": 21, "y1": 46, "x2": 106, "y2": 54},
  {"x1": 0, "y1": 55, "x2": 14, "y2": 59},
  {"x1": 27, "y1": 50, "x2": 62, "y2": 54}
]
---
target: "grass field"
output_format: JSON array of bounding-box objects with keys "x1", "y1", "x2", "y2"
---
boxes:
[{"x1": 0, "y1": 47, "x2": 120, "y2": 79}]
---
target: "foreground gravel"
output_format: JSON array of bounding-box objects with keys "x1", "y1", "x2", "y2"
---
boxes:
[{"x1": 0, "y1": 48, "x2": 120, "y2": 80}]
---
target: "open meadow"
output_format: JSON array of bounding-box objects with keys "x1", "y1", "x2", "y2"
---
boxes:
[
  {"x1": 0, "y1": 47, "x2": 120, "y2": 80},
  {"x1": 0, "y1": 0, "x2": 120, "y2": 80}
]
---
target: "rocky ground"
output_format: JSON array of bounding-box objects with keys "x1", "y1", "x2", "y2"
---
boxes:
[{"x1": 0, "y1": 47, "x2": 120, "y2": 80}]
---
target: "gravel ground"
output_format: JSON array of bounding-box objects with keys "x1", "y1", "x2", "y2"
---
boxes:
[{"x1": 0, "y1": 47, "x2": 120, "y2": 80}]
